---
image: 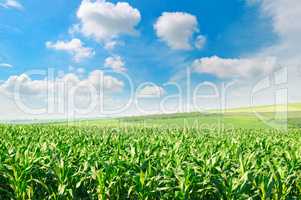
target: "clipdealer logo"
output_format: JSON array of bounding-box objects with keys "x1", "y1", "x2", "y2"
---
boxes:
[{"x1": 251, "y1": 67, "x2": 288, "y2": 130}]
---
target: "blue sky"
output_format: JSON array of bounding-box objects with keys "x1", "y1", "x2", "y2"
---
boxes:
[
  {"x1": 0, "y1": 0, "x2": 300, "y2": 119},
  {"x1": 0, "y1": 0, "x2": 275, "y2": 82}
]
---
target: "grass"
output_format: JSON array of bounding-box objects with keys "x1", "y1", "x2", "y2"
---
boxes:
[
  {"x1": 0, "y1": 103, "x2": 301, "y2": 199},
  {"x1": 72, "y1": 111, "x2": 301, "y2": 129}
]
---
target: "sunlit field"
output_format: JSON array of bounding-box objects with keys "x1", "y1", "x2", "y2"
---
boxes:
[
  {"x1": 1, "y1": 0, "x2": 301, "y2": 199},
  {"x1": 1, "y1": 105, "x2": 301, "y2": 199}
]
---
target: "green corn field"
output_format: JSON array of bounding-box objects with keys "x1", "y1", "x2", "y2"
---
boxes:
[
  {"x1": 1, "y1": 124, "x2": 301, "y2": 199},
  {"x1": 1, "y1": 0, "x2": 301, "y2": 198}
]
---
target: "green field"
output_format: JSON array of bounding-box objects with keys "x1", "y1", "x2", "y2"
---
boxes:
[
  {"x1": 1, "y1": 104, "x2": 301, "y2": 199},
  {"x1": 72, "y1": 103, "x2": 301, "y2": 129},
  {"x1": 210, "y1": 103, "x2": 301, "y2": 113}
]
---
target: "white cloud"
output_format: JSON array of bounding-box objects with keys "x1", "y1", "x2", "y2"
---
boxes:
[
  {"x1": 0, "y1": 70, "x2": 124, "y2": 96},
  {"x1": 195, "y1": 35, "x2": 206, "y2": 49},
  {"x1": 192, "y1": 56, "x2": 278, "y2": 79},
  {"x1": 0, "y1": 63, "x2": 12, "y2": 68},
  {"x1": 138, "y1": 85, "x2": 165, "y2": 98},
  {"x1": 0, "y1": 0, "x2": 23, "y2": 10},
  {"x1": 104, "y1": 40, "x2": 123, "y2": 50},
  {"x1": 104, "y1": 41, "x2": 118, "y2": 50},
  {"x1": 74, "y1": 0, "x2": 141, "y2": 44},
  {"x1": 154, "y1": 12, "x2": 206, "y2": 50},
  {"x1": 259, "y1": 0, "x2": 301, "y2": 57},
  {"x1": 104, "y1": 56, "x2": 126, "y2": 72},
  {"x1": 46, "y1": 38, "x2": 94, "y2": 62},
  {"x1": 255, "y1": 0, "x2": 301, "y2": 103},
  {"x1": 0, "y1": 70, "x2": 126, "y2": 120},
  {"x1": 0, "y1": 74, "x2": 48, "y2": 95},
  {"x1": 87, "y1": 70, "x2": 124, "y2": 92},
  {"x1": 68, "y1": 66, "x2": 86, "y2": 76},
  {"x1": 190, "y1": 0, "x2": 301, "y2": 107}
]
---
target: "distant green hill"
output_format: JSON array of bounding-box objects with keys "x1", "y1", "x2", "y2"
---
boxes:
[
  {"x1": 210, "y1": 103, "x2": 301, "y2": 113},
  {"x1": 71, "y1": 103, "x2": 301, "y2": 129}
]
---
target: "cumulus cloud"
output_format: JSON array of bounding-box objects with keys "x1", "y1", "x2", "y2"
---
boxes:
[
  {"x1": 0, "y1": 74, "x2": 48, "y2": 95},
  {"x1": 192, "y1": 56, "x2": 278, "y2": 79},
  {"x1": 0, "y1": 70, "x2": 124, "y2": 96},
  {"x1": 195, "y1": 35, "x2": 207, "y2": 49},
  {"x1": 0, "y1": 0, "x2": 23, "y2": 10},
  {"x1": 87, "y1": 70, "x2": 124, "y2": 92},
  {"x1": 190, "y1": 0, "x2": 301, "y2": 107},
  {"x1": 104, "y1": 56, "x2": 127, "y2": 72},
  {"x1": 154, "y1": 12, "x2": 206, "y2": 50},
  {"x1": 253, "y1": 0, "x2": 301, "y2": 103},
  {"x1": 74, "y1": 0, "x2": 141, "y2": 45},
  {"x1": 46, "y1": 38, "x2": 94, "y2": 62},
  {"x1": 0, "y1": 70, "x2": 126, "y2": 120},
  {"x1": 104, "y1": 40, "x2": 123, "y2": 50},
  {"x1": 192, "y1": 0, "x2": 301, "y2": 80},
  {"x1": 259, "y1": 0, "x2": 301, "y2": 57},
  {"x1": 138, "y1": 85, "x2": 165, "y2": 98},
  {"x1": 0, "y1": 63, "x2": 12, "y2": 68}
]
